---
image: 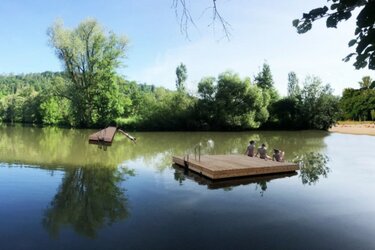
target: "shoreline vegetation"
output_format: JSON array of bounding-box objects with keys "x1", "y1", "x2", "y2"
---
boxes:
[
  {"x1": 329, "y1": 121, "x2": 375, "y2": 136},
  {"x1": 0, "y1": 19, "x2": 374, "y2": 132}
]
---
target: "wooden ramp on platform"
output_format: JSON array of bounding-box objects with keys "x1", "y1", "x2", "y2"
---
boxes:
[
  {"x1": 89, "y1": 126, "x2": 117, "y2": 145},
  {"x1": 172, "y1": 154, "x2": 299, "y2": 180}
]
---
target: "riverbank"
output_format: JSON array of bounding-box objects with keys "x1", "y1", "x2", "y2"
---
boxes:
[{"x1": 329, "y1": 122, "x2": 375, "y2": 136}]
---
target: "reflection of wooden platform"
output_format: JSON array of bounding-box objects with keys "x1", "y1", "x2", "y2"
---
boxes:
[
  {"x1": 172, "y1": 155, "x2": 299, "y2": 180},
  {"x1": 172, "y1": 164, "x2": 297, "y2": 189},
  {"x1": 89, "y1": 126, "x2": 117, "y2": 145}
]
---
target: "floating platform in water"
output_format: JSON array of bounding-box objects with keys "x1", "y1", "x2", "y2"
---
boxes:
[
  {"x1": 172, "y1": 154, "x2": 299, "y2": 180},
  {"x1": 88, "y1": 126, "x2": 117, "y2": 145},
  {"x1": 172, "y1": 164, "x2": 298, "y2": 189}
]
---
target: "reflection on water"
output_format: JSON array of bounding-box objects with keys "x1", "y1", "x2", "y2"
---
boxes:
[
  {"x1": 43, "y1": 165, "x2": 134, "y2": 238},
  {"x1": 173, "y1": 164, "x2": 297, "y2": 194},
  {"x1": 294, "y1": 152, "x2": 330, "y2": 185},
  {"x1": 2, "y1": 126, "x2": 375, "y2": 250},
  {"x1": 0, "y1": 125, "x2": 328, "y2": 170},
  {"x1": 173, "y1": 150, "x2": 330, "y2": 192}
]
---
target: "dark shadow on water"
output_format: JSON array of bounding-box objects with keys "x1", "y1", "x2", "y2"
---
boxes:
[
  {"x1": 172, "y1": 164, "x2": 297, "y2": 191},
  {"x1": 42, "y1": 165, "x2": 134, "y2": 238}
]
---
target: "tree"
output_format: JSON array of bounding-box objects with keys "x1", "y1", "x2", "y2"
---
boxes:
[
  {"x1": 287, "y1": 71, "x2": 300, "y2": 97},
  {"x1": 358, "y1": 76, "x2": 374, "y2": 89},
  {"x1": 299, "y1": 76, "x2": 340, "y2": 130},
  {"x1": 269, "y1": 76, "x2": 340, "y2": 130},
  {"x1": 175, "y1": 63, "x2": 187, "y2": 92},
  {"x1": 254, "y1": 63, "x2": 274, "y2": 89},
  {"x1": 197, "y1": 71, "x2": 270, "y2": 130},
  {"x1": 48, "y1": 19, "x2": 128, "y2": 127},
  {"x1": 198, "y1": 77, "x2": 216, "y2": 101},
  {"x1": 269, "y1": 97, "x2": 299, "y2": 129},
  {"x1": 293, "y1": 1, "x2": 375, "y2": 70},
  {"x1": 340, "y1": 87, "x2": 375, "y2": 120}
]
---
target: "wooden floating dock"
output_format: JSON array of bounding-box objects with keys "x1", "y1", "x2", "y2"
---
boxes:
[
  {"x1": 172, "y1": 154, "x2": 299, "y2": 180},
  {"x1": 172, "y1": 164, "x2": 297, "y2": 189},
  {"x1": 89, "y1": 126, "x2": 117, "y2": 145}
]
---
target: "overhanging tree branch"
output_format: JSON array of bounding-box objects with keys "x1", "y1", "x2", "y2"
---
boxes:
[
  {"x1": 172, "y1": 0, "x2": 231, "y2": 40},
  {"x1": 293, "y1": 0, "x2": 375, "y2": 70}
]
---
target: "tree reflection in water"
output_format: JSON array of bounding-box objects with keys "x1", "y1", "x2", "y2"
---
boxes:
[
  {"x1": 255, "y1": 180, "x2": 268, "y2": 196},
  {"x1": 294, "y1": 152, "x2": 330, "y2": 185},
  {"x1": 43, "y1": 166, "x2": 134, "y2": 238}
]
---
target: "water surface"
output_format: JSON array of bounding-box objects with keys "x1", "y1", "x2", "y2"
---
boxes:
[{"x1": 0, "y1": 126, "x2": 374, "y2": 250}]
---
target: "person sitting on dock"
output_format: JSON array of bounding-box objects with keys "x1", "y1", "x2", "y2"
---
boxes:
[
  {"x1": 272, "y1": 149, "x2": 285, "y2": 162},
  {"x1": 245, "y1": 140, "x2": 256, "y2": 157},
  {"x1": 256, "y1": 143, "x2": 271, "y2": 160}
]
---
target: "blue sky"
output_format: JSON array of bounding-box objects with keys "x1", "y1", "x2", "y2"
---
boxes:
[{"x1": 0, "y1": 0, "x2": 373, "y2": 95}]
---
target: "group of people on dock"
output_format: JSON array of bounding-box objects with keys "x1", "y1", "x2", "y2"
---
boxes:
[{"x1": 244, "y1": 140, "x2": 285, "y2": 162}]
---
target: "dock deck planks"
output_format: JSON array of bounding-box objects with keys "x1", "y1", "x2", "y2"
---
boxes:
[
  {"x1": 89, "y1": 126, "x2": 117, "y2": 145},
  {"x1": 172, "y1": 154, "x2": 299, "y2": 179}
]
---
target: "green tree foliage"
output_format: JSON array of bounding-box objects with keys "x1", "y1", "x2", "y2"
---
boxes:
[
  {"x1": 0, "y1": 72, "x2": 73, "y2": 126},
  {"x1": 39, "y1": 97, "x2": 65, "y2": 125},
  {"x1": 176, "y1": 63, "x2": 187, "y2": 92},
  {"x1": 293, "y1": 1, "x2": 375, "y2": 69},
  {"x1": 270, "y1": 76, "x2": 340, "y2": 130},
  {"x1": 196, "y1": 72, "x2": 270, "y2": 130},
  {"x1": 287, "y1": 71, "x2": 300, "y2": 97},
  {"x1": 124, "y1": 86, "x2": 195, "y2": 131},
  {"x1": 340, "y1": 87, "x2": 375, "y2": 120},
  {"x1": 254, "y1": 63, "x2": 274, "y2": 89},
  {"x1": 48, "y1": 19, "x2": 128, "y2": 127},
  {"x1": 268, "y1": 97, "x2": 299, "y2": 129},
  {"x1": 196, "y1": 77, "x2": 216, "y2": 129},
  {"x1": 300, "y1": 76, "x2": 340, "y2": 130},
  {"x1": 254, "y1": 63, "x2": 279, "y2": 105},
  {"x1": 358, "y1": 76, "x2": 374, "y2": 89}
]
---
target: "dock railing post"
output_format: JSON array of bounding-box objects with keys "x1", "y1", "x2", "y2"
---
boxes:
[
  {"x1": 198, "y1": 143, "x2": 201, "y2": 162},
  {"x1": 192, "y1": 143, "x2": 202, "y2": 162}
]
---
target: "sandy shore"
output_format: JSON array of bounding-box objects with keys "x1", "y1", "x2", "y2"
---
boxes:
[{"x1": 329, "y1": 123, "x2": 375, "y2": 136}]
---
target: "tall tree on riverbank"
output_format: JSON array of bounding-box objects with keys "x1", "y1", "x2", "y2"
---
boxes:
[
  {"x1": 176, "y1": 63, "x2": 187, "y2": 92},
  {"x1": 48, "y1": 19, "x2": 128, "y2": 127},
  {"x1": 340, "y1": 87, "x2": 375, "y2": 120},
  {"x1": 358, "y1": 76, "x2": 374, "y2": 89},
  {"x1": 196, "y1": 72, "x2": 270, "y2": 130},
  {"x1": 254, "y1": 63, "x2": 274, "y2": 90},
  {"x1": 287, "y1": 71, "x2": 300, "y2": 97},
  {"x1": 269, "y1": 76, "x2": 340, "y2": 130}
]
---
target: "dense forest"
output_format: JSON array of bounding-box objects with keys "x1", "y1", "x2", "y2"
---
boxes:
[
  {"x1": 1, "y1": 68, "x2": 373, "y2": 131},
  {"x1": 0, "y1": 19, "x2": 374, "y2": 131}
]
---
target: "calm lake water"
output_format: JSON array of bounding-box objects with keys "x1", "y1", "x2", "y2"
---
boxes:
[{"x1": 0, "y1": 125, "x2": 374, "y2": 250}]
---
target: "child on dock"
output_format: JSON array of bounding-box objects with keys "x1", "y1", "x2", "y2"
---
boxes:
[
  {"x1": 256, "y1": 143, "x2": 272, "y2": 160},
  {"x1": 245, "y1": 140, "x2": 256, "y2": 157},
  {"x1": 273, "y1": 149, "x2": 285, "y2": 162}
]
